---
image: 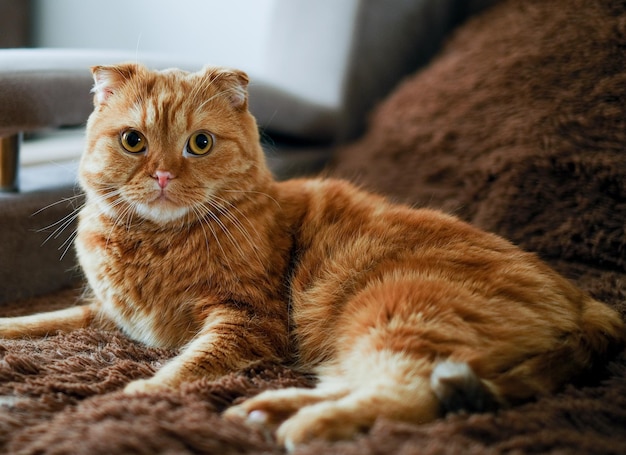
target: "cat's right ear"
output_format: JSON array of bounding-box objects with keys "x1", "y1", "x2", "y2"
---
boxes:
[{"x1": 91, "y1": 63, "x2": 139, "y2": 106}]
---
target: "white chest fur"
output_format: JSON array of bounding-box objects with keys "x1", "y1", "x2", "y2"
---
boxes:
[{"x1": 75, "y1": 208, "x2": 202, "y2": 348}]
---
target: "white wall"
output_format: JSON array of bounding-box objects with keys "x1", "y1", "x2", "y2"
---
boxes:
[
  {"x1": 32, "y1": 0, "x2": 276, "y2": 75},
  {"x1": 31, "y1": 0, "x2": 360, "y2": 108}
]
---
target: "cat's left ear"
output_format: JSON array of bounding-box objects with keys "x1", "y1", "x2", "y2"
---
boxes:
[
  {"x1": 204, "y1": 67, "x2": 250, "y2": 110},
  {"x1": 91, "y1": 63, "x2": 140, "y2": 106}
]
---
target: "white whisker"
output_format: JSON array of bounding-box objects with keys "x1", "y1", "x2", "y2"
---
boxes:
[
  {"x1": 202, "y1": 200, "x2": 247, "y2": 258},
  {"x1": 39, "y1": 209, "x2": 82, "y2": 246},
  {"x1": 191, "y1": 204, "x2": 233, "y2": 273},
  {"x1": 208, "y1": 195, "x2": 264, "y2": 265},
  {"x1": 59, "y1": 229, "x2": 79, "y2": 260},
  {"x1": 31, "y1": 193, "x2": 84, "y2": 217},
  {"x1": 222, "y1": 189, "x2": 281, "y2": 209}
]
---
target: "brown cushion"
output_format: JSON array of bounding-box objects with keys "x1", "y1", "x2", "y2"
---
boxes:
[{"x1": 331, "y1": 0, "x2": 626, "y2": 271}]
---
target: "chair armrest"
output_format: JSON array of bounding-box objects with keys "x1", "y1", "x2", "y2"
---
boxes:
[
  {"x1": 0, "y1": 48, "x2": 339, "y2": 140},
  {"x1": 0, "y1": 48, "x2": 204, "y2": 137}
]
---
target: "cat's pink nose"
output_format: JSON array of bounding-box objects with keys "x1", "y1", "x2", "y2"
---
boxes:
[{"x1": 154, "y1": 170, "x2": 174, "y2": 189}]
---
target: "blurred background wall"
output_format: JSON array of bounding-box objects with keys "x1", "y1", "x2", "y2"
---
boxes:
[
  {"x1": 3, "y1": 0, "x2": 357, "y2": 109},
  {"x1": 29, "y1": 0, "x2": 276, "y2": 75}
]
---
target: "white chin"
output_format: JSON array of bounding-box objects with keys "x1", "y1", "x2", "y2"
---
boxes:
[{"x1": 135, "y1": 202, "x2": 189, "y2": 223}]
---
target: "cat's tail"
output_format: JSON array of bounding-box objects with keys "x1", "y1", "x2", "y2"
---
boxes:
[
  {"x1": 579, "y1": 296, "x2": 625, "y2": 362},
  {"x1": 434, "y1": 297, "x2": 626, "y2": 412}
]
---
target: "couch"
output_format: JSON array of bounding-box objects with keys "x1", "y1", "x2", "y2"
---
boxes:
[{"x1": 1, "y1": 0, "x2": 625, "y2": 453}]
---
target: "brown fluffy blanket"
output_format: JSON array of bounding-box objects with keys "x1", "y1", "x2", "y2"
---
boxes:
[{"x1": 2, "y1": 0, "x2": 626, "y2": 453}]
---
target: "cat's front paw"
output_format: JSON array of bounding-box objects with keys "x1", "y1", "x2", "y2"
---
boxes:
[
  {"x1": 223, "y1": 386, "x2": 360, "y2": 451},
  {"x1": 224, "y1": 386, "x2": 333, "y2": 429},
  {"x1": 226, "y1": 396, "x2": 370, "y2": 451},
  {"x1": 276, "y1": 403, "x2": 370, "y2": 451},
  {"x1": 123, "y1": 378, "x2": 174, "y2": 395}
]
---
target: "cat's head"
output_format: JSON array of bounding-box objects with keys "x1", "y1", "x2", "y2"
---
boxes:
[{"x1": 79, "y1": 63, "x2": 270, "y2": 225}]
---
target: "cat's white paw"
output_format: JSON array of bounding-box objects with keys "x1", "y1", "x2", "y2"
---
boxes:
[
  {"x1": 224, "y1": 405, "x2": 269, "y2": 424},
  {"x1": 223, "y1": 387, "x2": 331, "y2": 428},
  {"x1": 123, "y1": 378, "x2": 173, "y2": 395},
  {"x1": 276, "y1": 402, "x2": 371, "y2": 451},
  {"x1": 223, "y1": 387, "x2": 369, "y2": 451}
]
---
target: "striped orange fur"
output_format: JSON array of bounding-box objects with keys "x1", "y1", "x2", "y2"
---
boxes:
[{"x1": 0, "y1": 64, "x2": 623, "y2": 449}]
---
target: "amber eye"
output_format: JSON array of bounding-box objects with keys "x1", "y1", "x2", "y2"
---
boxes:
[
  {"x1": 120, "y1": 130, "x2": 147, "y2": 154},
  {"x1": 186, "y1": 131, "x2": 214, "y2": 156}
]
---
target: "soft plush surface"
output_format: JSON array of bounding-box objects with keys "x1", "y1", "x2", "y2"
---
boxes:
[
  {"x1": 2, "y1": 0, "x2": 626, "y2": 453},
  {"x1": 1, "y1": 285, "x2": 625, "y2": 454},
  {"x1": 332, "y1": 0, "x2": 626, "y2": 273}
]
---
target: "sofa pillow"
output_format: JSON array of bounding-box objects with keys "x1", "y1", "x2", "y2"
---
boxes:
[{"x1": 331, "y1": 0, "x2": 626, "y2": 272}]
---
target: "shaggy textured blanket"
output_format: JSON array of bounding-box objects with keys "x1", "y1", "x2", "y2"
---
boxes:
[{"x1": 2, "y1": 0, "x2": 626, "y2": 453}]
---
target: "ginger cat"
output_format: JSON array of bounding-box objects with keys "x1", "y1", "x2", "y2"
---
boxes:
[{"x1": 1, "y1": 64, "x2": 623, "y2": 450}]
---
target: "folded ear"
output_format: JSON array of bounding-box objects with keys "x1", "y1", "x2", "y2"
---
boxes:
[
  {"x1": 91, "y1": 63, "x2": 141, "y2": 106},
  {"x1": 203, "y1": 67, "x2": 250, "y2": 110}
]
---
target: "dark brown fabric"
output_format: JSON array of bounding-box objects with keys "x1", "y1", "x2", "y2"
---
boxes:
[
  {"x1": 2, "y1": 0, "x2": 626, "y2": 453},
  {"x1": 0, "y1": 1, "x2": 31, "y2": 48},
  {"x1": 0, "y1": 285, "x2": 625, "y2": 454},
  {"x1": 332, "y1": 0, "x2": 626, "y2": 273}
]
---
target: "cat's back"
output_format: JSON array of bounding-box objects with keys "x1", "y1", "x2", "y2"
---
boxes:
[
  {"x1": 274, "y1": 177, "x2": 623, "y2": 373},
  {"x1": 275, "y1": 177, "x2": 520, "y2": 282}
]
